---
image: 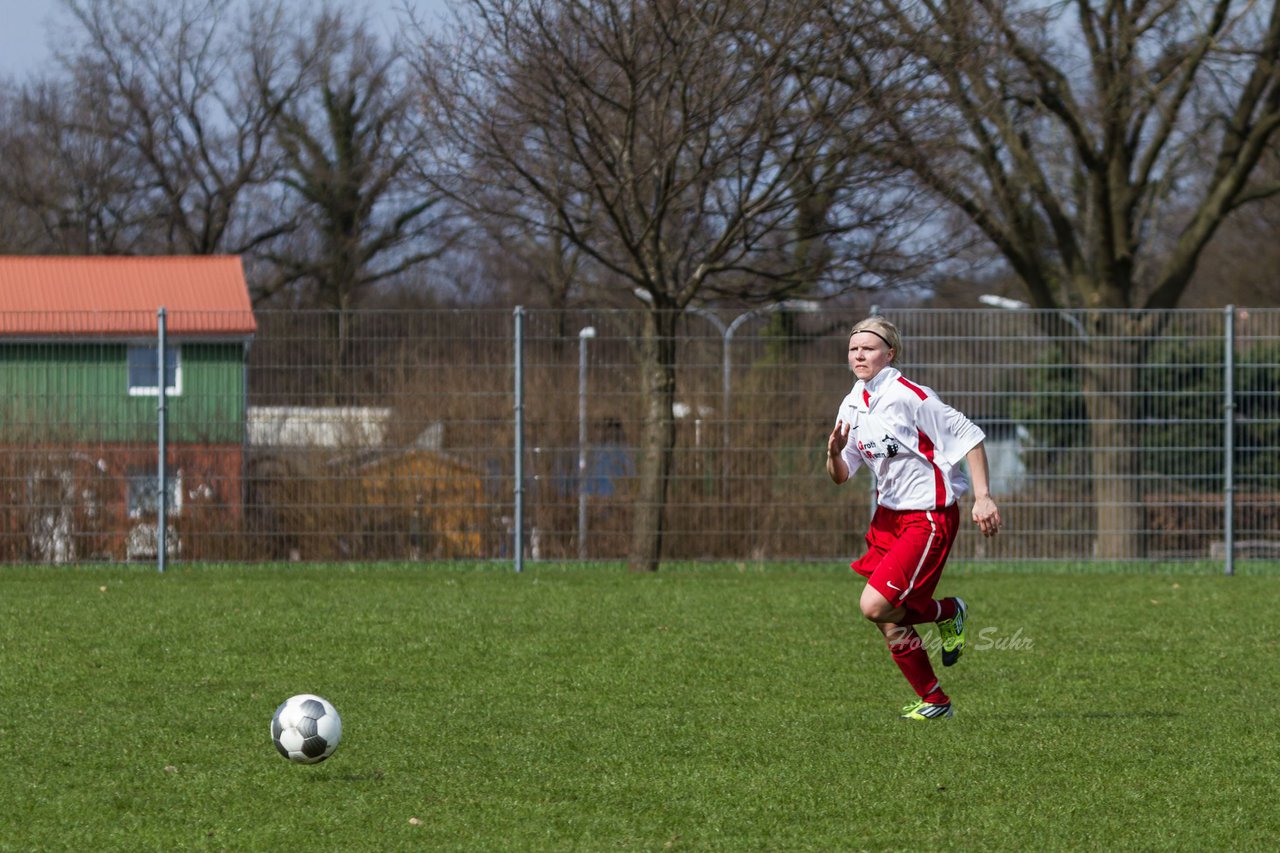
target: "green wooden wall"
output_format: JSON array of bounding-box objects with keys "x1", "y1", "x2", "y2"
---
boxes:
[{"x1": 0, "y1": 341, "x2": 247, "y2": 444}]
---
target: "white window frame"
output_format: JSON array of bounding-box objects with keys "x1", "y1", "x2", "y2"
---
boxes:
[
  {"x1": 127, "y1": 470, "x2": 183, "y2": 519},
  {"x1": 127, "y1": 344, "x2": 183, "y2": 397}
]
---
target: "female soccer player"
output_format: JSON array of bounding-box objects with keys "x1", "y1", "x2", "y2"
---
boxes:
[{"x1": 826, "y1": 316, "x2": 1001, "y2": 720}]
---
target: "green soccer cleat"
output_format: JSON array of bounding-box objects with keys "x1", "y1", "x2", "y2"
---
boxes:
[
  {"x1": 938, "y1": 596, "x2": 968, "y2": 667},
  {"x1": 900, "y1": 698, "x2": 954, "y2": 720}
]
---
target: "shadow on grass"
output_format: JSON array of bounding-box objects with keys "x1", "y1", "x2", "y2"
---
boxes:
[
  {"x1": 980, "y1": 710, "x2": 1181, "y2": 720},
  {"x1": 311, "y1": 770, "x2": 388, "y2": 783}
]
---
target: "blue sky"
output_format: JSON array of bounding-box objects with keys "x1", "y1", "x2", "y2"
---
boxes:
[
  {"x1": 0, "y1": 0, "x2": 451, "y2": 79},
  {"x1": 0, "y1": 0, "x2": 59, "y2": 78}
]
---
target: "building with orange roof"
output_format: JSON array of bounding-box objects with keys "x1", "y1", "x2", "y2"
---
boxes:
[{"x1": 0, "y1": 256, "x2": 256, "y2": 562}]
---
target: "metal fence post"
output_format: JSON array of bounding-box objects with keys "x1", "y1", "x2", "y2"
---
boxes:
[
  {"x1": 578, "y1": 326, "x2": 596, "y2": 559},
  {"x1": 1224, "y1": 305, "x2": 1235, "y2": 577},
  {"x1": 513, "y1": 306, "x2": 525, "y2": 573},
  {"x1": 157, "y1": 307, "x2": 167, "y2": 574}
]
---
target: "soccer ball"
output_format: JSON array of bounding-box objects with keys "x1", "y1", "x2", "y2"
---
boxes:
[{"x1": 271, "y1": 694, "x2": 342, "y2": 764}]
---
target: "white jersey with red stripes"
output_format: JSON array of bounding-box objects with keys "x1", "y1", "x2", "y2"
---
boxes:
[{"x1": 834, "y1": 366, "x2": 986, "y2": 510}]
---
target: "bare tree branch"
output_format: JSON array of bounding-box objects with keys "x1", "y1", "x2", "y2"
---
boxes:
[{"x1": 417, "y1": 0, "x2": 909, "y2": 570}]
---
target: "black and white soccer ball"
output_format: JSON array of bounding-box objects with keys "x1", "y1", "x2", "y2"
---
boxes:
[{"x1": 271, "y1": 694, "x2": 342, "y2": 764}]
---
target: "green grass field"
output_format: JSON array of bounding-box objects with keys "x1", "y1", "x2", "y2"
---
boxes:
[{"x1": 1, "y1": 562, "x2": 1277, "y2": 851}]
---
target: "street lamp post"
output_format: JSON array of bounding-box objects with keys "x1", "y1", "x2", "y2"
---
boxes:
[
  {"x1": 629, "y1": 291, "x2": 821, "y2": 480},
  {"x1": 702, "y1": 301, "x2": 821, "y2": 476}
]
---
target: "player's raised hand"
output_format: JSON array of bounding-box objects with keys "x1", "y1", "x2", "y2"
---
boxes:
[
  {"x1": 828, "y1": 419, "x2": 850, "y2": 457},
  {"x1": 826, "y1": 420, "x2": 852, "y2": 484}
]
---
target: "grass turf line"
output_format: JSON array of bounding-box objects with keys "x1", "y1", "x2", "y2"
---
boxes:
[{"x1": 0, "y1": 563, "x2": 1276, "y2": 850}]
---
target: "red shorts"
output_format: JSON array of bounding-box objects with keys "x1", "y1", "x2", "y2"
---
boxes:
[{"x1": 851, "y1": 504, "x2": 960, "y2": 607}]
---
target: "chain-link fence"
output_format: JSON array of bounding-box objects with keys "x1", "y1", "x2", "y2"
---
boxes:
[{"x1": 1, "y1": 307, "x2": 1276, "y2": 566}]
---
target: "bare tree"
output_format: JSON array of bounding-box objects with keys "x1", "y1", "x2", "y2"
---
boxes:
[
  {"x1": 1184, "y1": 158, "x2": 1280, "y2": 306},
  {"x1": 262, "y1": 10, "x2": 448, "y2": 311},
  {"x1": 59, "y1": 0, "x2": 309, "y2": 256},
  {"x1": 420, "y1": 0, "x2": 903, "y2": 571},
  {"x1": 0, "y1": 79, "x2": 143, "y2": 253},
  {"x1": 827, "y1": 0, "x2": 1280, "y2": 557},
  {"x1": 461, "y1": 167, "x2": 593, "y2": 311},
  {"x1": 252, "y1": 10, "x2": 450, "y2": 389}
]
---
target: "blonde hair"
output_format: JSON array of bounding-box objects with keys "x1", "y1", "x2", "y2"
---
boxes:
[{"x1": 849, "y1": 316, "x2": 902, "y2": 364}]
